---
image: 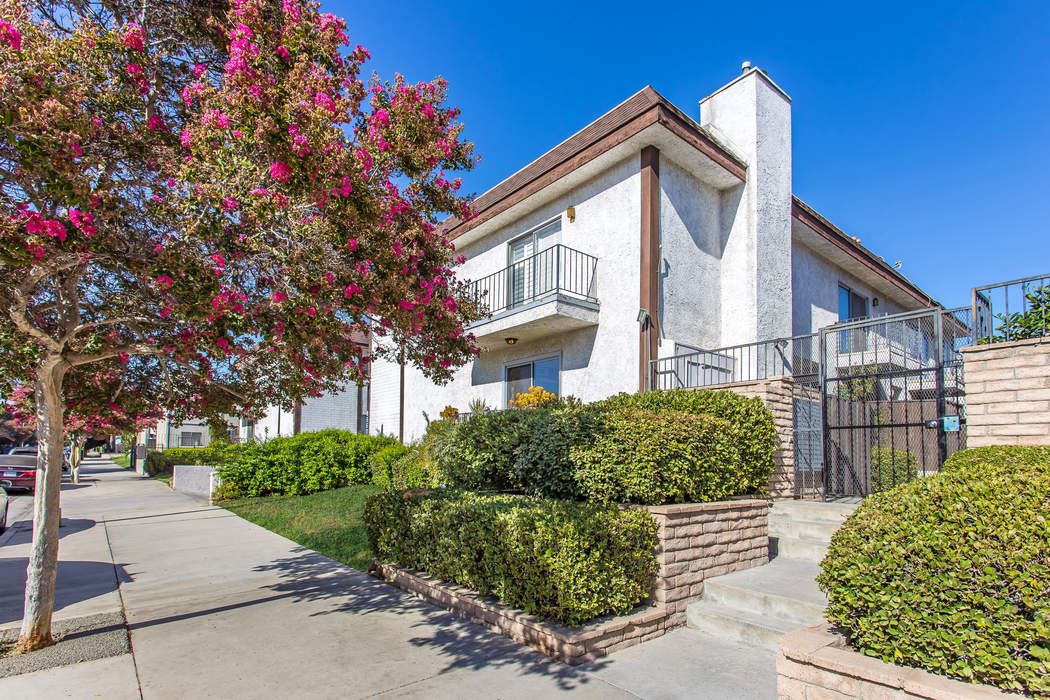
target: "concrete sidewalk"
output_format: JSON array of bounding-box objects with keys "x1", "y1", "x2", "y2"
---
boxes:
[{"x1": 0, "y1": 459, "x2": 776, "y2": 699}]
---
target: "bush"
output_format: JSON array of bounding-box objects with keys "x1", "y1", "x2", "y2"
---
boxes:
[
  {"x1": 364, "y1": 490, "x2": 658, "y2": 626},
  {"x1": 216, "y1": 430, "x2": 398, "y2": 498},
  {"x1": 144, "y1": 450, "x2": 175, "y2": 476},
  {"x1": 599, "y1": 389, "x2": 777, "y2": 493},
  {"x1": 818, "y1": 446, "x2": 1050, "y2": 696},
  {"x1": 571, "y1": 407, "x2": 743, "y2": 505},
  {"x1": 509, "y1": 385, "x2": 559, "y2": 409},
  {"x1": 869, "y1": 446, "x2": 917, "y2": 493},
  {"x1": 433, "y1": 403, "x2": 603, "y2": 499},
  {"x1": 163, "y1": 444, "x2": 233, "y2": 466},
  {"x1": 369, "y1": 443, "x2": 437, "y2": 491}
]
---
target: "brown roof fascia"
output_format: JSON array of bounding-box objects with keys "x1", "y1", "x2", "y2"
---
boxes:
[
  {"x1": 444, "y1": 87, "x2": 745, "y2": 240},
  {"x1": 791, "y1": 196, "x2": 937, "y2": 307}
]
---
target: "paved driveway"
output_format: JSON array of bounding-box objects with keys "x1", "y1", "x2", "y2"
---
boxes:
[{"x1": 0, "y1": 459, "x2": 775, "y2": 699}]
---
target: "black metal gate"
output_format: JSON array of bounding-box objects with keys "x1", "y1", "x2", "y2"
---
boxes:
[{"x1": 819, "y1": 307, "x2": 972, "y2": 498}]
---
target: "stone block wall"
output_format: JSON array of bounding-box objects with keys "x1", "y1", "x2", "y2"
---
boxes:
[
  {"x1": 699, "y1": 377, "x2": 797, "y2": 498},
  {"x1": 648, "y1": 499, "x2": 769, "y2": 624},
  {"x1": 961, "y1": 337, "x2": 1050, "y2": 447},
  {"x1": 778, "y1": 623, "x2": 1021, "y2": 699},
  {"x1": 171, "y1": 464, "x2": 220, "y2": 501}
]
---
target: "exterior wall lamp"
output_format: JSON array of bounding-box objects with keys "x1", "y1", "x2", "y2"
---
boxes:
[
  {"x1": 566, "y1": 206, "x2": 576, "y2": 223},
  {"x1": 505, "y1": 337, "x2": 518, "y2": 346}
]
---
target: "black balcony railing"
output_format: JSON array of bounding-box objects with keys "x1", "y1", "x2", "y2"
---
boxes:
[
  {"x1": 972, "y1": 272, "x2": 1050, "y2": 343},
  {"x1": 468, "y1": 245, "x2": 598, "y2": 318}
]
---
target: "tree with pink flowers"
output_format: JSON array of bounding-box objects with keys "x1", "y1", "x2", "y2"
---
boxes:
[{"x1": 0, "y1": 0, "x2": 479, "y2": 651}]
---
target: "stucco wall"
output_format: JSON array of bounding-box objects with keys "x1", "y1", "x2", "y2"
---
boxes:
[
  {"x1": 371, "y1": 155, "x2": 641, "y2": 441},
  {"x1": 790, "y1": 238, "x2": 910, "y2": 336},
  {"x1": 701, "y1": 69, "x2": 793, "y2": 346},
  {"x1": 658, "y1": 157, "x2": 723, "y2": 354}
]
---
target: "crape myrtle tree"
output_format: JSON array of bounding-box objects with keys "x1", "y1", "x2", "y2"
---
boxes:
[
  {"x1": 5, "y1": 363, "x2": 166, "y2": 481},
  {"x1": 0, "y1": 0, "x2": 480, "y2": 651}
]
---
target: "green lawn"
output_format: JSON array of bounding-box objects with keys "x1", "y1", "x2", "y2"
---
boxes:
[
  {"x1": 221, "y1": 485, "x2": 380, "y2": 571},
  {"x1": 112, "y1": 452, "x2": 131, "y2": 468}
]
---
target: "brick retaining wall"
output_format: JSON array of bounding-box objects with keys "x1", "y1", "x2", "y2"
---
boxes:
[
  {"x1": 961, "y1": 337, "x2": 1050, "y2": 447},
  {"x1": 377, "y1": 499, "x2": 769, "y2": 663},
  {"x1": 778, "y1": 623, "x2": 1022, "y2": 699}
]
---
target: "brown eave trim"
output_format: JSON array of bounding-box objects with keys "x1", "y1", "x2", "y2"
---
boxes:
[
  {"x1": 445, "y1": 87, "x2": 745, "y2": 240},
  {"x1": 791, "y1": 197, "x2": 937, "y2": 307}
]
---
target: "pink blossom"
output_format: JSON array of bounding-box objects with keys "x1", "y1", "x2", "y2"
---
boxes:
[
  {"x1": 306, "y1": 306, "x2": 317, "y2": 318},
  {"x1": 210, "y1": 252, "x2": 226, "y2": 271},
  {"x1": 336, "y1": 176, "x2": 353, "y2": 197},
  {"x1": 323, "y1": 272, "x2": 336, "y2": 284},
  {"x1": 147, "y1": 115, "x2": 165, "y2": 131},
  {"x1": 1, "y1": 21, "x2": 22, "y2": 51},
  {"x1": 180, "y1": 130, "x2": 193, "y2": 148},
  {"x1": 221, "y1": 197, "x2": 238, "y2": 211},
  {"x1": 155, "y1": 274, "x2": 173, "y2": 289},
  {"x1": 347, "y1": 238, "x2": 359, "y2": 251},
  {"x1": 421, "y1": 103, "x2": 435, "y2": 119},
  {"x1": 26, "y1": 242, "x2": 45, "y2": 260},
  {"x1": 275, "y1": 45, "x2": 291, "y2": 61},
  {"x1": 314, "y1": 92, "x2": 336, "y2": 112},
  {"x1": 397, "y1": 300, "x2": 415, "y2": 311},
  {"x1": 343, "y1": 284, "x2": 361, "y2": 298},
  {"x1": 232, "y1": 130, "x2": 243, "y2": 139},
  {"x1": 370, "y1": 108, "x2": 390, "y2": 127},
  {"x1": 159, "y1": 306, "x2": 173, "y2": 318},
  {"x1": 70, "y1": 143, "x2": 83, "y2": 158},
  {"x1": 356, "y1": 149, "x2": 373, "y2": 173},
  {"x1": 119, "y1": 352, "x2": 130, "y2": 365},
  {"x1": 251, "y1": 187, "x2": 270, "y2": 196},
  {"x1": 444, "y1": 297, "x2": 458, "y2": 312},
  {"x1": 91, "y1": 116, "x2": 103, "y2": 128},
  {"x1": 68, "y1": 209, "x2": 96, "y2": 236},
  {"x1": 216, "y1": 337, "x2": 231, "y2": 352},
  {"x1": 166, "y1": 177, "x2": 176, "y2": 188},
  {"x1": 126, "y1": 63, "x2": 143, "y2": 76},
  {"x1": 272, "y1": 291, "x2": 287, "y2": 303},
  {"x1": 122, "y1": 24, "x2": 145, "y2": 51},
  {"x1": 270, "y1": 161, "x2": 292, "y2": 182},
  {"x1": 193, "y1": 63, "x2": 207, "y2": 78}
]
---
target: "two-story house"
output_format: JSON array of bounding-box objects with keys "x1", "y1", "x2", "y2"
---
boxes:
[{"x1": 368, "y1": 65, "x2": 937, "y2": 442}]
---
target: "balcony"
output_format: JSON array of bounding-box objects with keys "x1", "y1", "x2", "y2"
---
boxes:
[{"x1": 467, "y1": 245, "x2": 599, "y2": 349}]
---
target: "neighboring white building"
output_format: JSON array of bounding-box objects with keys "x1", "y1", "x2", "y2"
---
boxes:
[
  {"x1": 253, "y1": 382, "x2": 370, "y2": 440},
  {"x1": 367, "y1": 65, "x2": 938, "y2": 442}
]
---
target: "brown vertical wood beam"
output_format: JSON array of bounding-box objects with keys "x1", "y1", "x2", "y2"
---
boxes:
[{"x1": 639, "y1": 146, "x2": 661, "y2": 391}]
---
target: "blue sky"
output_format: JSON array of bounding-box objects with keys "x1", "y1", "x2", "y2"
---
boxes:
[{"x1": 327, "y1": 0, "x2": 1050, "y2": 307}]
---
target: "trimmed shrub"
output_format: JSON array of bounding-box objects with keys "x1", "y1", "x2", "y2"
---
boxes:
[
  {"x1": 818, "y1": 446, "x2": 1050, "y2": 696},
  {"x1": 364, "y1": 490, "x2": 658, "y2": 626},
  {"x1": 869, "y1": 446, "x2": 917, "y2": 493},
  {"x1": 599, "y1": 389, "x2": 777, "y2": 493},
  {"x1": 162, "y1": 444, "x2": 233, "y2": 466},
  {"x1": 144, "y1": 450, "x2": 175, "y2": 476},
  {"x1": 433, "y1": 403, "x2": 603, "y2": 499},
  {"x1": 571, "y1": 407, "x2": 743, "y2": 505},
  {"x1": 370, "y1": 443, "x2": 411, "y2": 489},
  {"x1": 217, "y1": 430, "x2": 398, "y2": 498},
  {"x1": 370, "y1": 443, "x2": 439, "y2": 490}
]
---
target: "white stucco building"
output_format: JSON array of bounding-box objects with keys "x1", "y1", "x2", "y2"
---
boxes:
[{"x1": 368, "y1": 66, "x2": 938, "y2": 442}]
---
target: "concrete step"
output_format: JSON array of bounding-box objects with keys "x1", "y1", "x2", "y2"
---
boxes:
[
  {"x1": 770, "y1": 535, "x2": 829, "y2": 563},
  {"x1": 685, "y1": 600, "x2": 798, "y2": 650},
  {"x1": 701, "y1": 559, "x2": 826, "y2": 625},
  {"x1": 768, "y1": 514, "x2": 840, "y2": 542},
  {"x1": 769, "y1": 500, "x2": 857, "y2": 525}
]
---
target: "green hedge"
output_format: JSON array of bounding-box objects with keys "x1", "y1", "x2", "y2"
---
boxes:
[
  {"x1": 818, "y1": 446, "x2": 1050, "y2": 696},
  {"x1": 144, "y1": 450, "x2": 175, "y2": 476},
  {"x1": 163, "y1": 444, "x2": 232, "y2": 466},
  {"x1": 600, "y1": 390, "x2": 777, "y2": 492},
  {"x1": 364, "y1": 491, "x2": 658, "y2": 626},
  {"x1": 572, "y1": 407, "x2": 744, "y2": 505},
  {"x1": 216, "y1": 430, "x2": 398, "y2": 498},
  {"x1": 434, "y1": 402, "x2": 602, "y2": 499},
  {"x1": 370, "y1": 443, "x2": 438, "y2": 490},
  {"x1": 869, "y1": 446, "x2": 918, "y2": 493}
]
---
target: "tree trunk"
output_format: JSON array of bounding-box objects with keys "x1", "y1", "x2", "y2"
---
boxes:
[{"x1": 16, "y1": 356, "x2": 68, "y2": 653}]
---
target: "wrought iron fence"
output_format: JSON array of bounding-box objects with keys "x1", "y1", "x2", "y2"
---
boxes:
[
  {"x1": 467, "y1": 245, "x2": 598, "y2": 318},
  {"x1": 649, "y1": 333, "x2": 820, "y2": 390},
  {"x1": 972, "y1": 272, "x2": 1050, "y2": 344}
]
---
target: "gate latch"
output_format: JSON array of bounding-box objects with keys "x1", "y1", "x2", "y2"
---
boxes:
[{"x1": 925, "y1": 416, "x2": 961, "y2": 432}]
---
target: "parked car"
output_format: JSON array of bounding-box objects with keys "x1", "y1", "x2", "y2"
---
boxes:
[
  {"x1": 0, "y1": 455, "x2": 37, "y2": 493},
  {"x1": 0, "y1": 487, "x2": 8, "y2": 534},
  {"x1": 5, "y1": 446, "x2": 70, "y2": 475}
]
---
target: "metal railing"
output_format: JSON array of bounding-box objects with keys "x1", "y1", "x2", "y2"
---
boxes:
[
  {"x1": 972, "y1": 273, "x2": 1050, "y2": 344},
  {"x1": 650, "y1": 333, "x2": 820, "y2": 390},
  {"x1": 467, "y1": 245, "x2": 598, "y2": 318}
]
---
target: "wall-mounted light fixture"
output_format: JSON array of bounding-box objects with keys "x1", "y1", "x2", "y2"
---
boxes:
[
  {"x1": 505, "y1": 337, "x2": 518, "y2": 346},
  {"x1": 872, "y1": 297, "x2": 880, "y2": 308},
  {"x1": 566, "y1": 206, "x2": 576, "y2": 223},
  {"x1": 637, "y1": 308, "x2": 651, "y2": 325}
]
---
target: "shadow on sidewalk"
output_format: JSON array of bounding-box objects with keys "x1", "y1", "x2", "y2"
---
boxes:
[
  {"x1": 0, "y1": 558, "x2": 131, "y2": 628},
  {"x1": 249, "y1": 547, "x2": 611, "y2": 690}
]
